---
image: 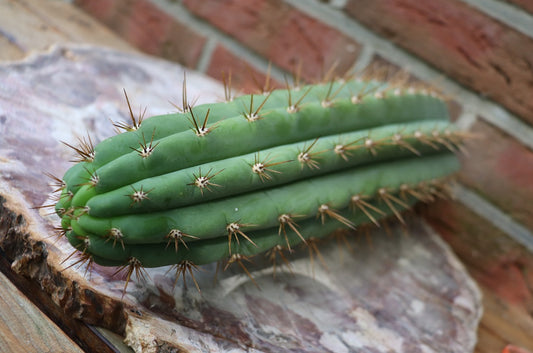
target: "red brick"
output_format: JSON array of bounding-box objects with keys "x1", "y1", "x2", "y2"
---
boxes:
[
  {"x1": 74, "y1": 0, "x2": 117, "y2": 22},
  {"x1": 363, "y1": 55, "x2": 464, "y2": 121},
  {"x1": 206, "y1": 45, "x2": 283, "y2": 95},
  {"x1": 120, "y1": 1, "x2": 172, "y2": 55},
  {"x1": 458, "y1": 120, "x2": 533, "y2": 231},
  {"x1": 184, "y1": 0, "x2": 361, "y2": 81},
  {"x1": 344, "y1": 0, "x2": 533, "y2": 126},
  {"x1": 76, "y1": 0, "x2": 206, "y2": 67}
]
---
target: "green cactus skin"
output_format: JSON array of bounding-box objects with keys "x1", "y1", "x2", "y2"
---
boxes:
[
  {"x1": 55, "y1": 80, "x2": 447, "y2": 210},
  {"x1": 54, "y1": 77, "x2": 465, "y2": 286}
]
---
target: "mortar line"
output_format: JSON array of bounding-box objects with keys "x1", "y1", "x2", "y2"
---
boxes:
[
  {"x1": 350, "y1": 45, "x2": 375, "y2": 76},
  {"x1": 453, "y1": 184, "x2": 533, "y2": 253},
  {"x1": 284, "y1": 0, "x2": 533, "y2": 150},
  {"x1": 148, "y1": 0, "x2": 290, "y2": 82},
  {"x1": 458, "y1": 0, "x2": 533, "y2": 38},
  {"x1": 195, "y1": 37, "x2": 217, "y2": 73},
  {"x1": 454, "y1": 111, "x2": 478, "y2": 131}
]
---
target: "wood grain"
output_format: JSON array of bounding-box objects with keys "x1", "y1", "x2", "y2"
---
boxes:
[
  {"x1": 0, "y1": 1, "x2": 134, "y2": 352},
  {"x1": 0, "y1": 269, "x2": 84, "y2": 353}
]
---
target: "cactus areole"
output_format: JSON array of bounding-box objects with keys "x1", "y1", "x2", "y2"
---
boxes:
[{"x1": 54, "y1": 77, "x2": 465, "y2": 287}]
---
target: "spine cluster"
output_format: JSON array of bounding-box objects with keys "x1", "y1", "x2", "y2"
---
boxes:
[{"x1": 52, "y1": 76, "x2": 466, "y2": 290}]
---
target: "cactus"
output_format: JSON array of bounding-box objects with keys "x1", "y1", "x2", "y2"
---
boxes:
[{"x1": 53, "y1": 75, "x2": 466, "y2": 290}]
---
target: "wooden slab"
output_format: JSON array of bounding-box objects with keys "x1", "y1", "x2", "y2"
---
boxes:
[
  {"x1": 0, "y1": 269, "x2": 84, "y2": 353},
  {"x1": 0, "y1": 45, "x2": 483, "y2": 353},
  {"x1": 0, "y1": 0, "x2": 133, "y2": 62}
]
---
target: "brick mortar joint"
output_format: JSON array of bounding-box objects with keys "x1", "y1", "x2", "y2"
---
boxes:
[
  {"x1": 452, "y1": 183, "x2": 533, "y2": 253},
  {"x1": 282, "y1": 0, "x2": 533, "y2": 150},
  {"x1": 146, "y1": 0, "x2": 292, "y2": 82}
]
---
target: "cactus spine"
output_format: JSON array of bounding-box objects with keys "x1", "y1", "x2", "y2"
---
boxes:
[{"x1": 53, "y1": 76, "x2": 465, "y2": 288}]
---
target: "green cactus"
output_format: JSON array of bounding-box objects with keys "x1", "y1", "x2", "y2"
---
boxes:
[{"x1": 54, "y1": 76, "x2": 465, "y2": 289}]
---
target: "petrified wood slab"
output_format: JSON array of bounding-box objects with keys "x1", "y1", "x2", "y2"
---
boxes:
[{"x1": 0, "y1": 45, "x2": 482, "y2": 353}]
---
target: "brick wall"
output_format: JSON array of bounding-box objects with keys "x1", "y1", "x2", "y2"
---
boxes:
[{"x1": 73, "y1": 0, "x2": 533, "y2": 351}]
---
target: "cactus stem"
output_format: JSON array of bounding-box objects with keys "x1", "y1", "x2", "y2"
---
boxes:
[
  {"x1": 264, "y1": 62, "x2": 273, "y2": 93},
  {"x1": 251, "y1": 153, "x2": 291, "y2": 182},
  {"x1": 350, "y1": 194, "x2": 386, "y2": 227},
  {"x1": 114, "y1": 257, "x2": 148, "y2": 297},
  {"x1": 188, "y1": 167, "x2": 224, "y2": 195},
  {"x1": 62, "y1": 133, "x2": 95, "y2": 163},
  {"x1": 61, "y1": 236, "x2": 90, "y2": 265},
  {"x1": 443, "y1": 130, "x2": 463, "y2": 152},
  {"x1": 378, "y1": 188, "x2": 409, "y2": 224},
  {"x1": 427, "y1": 180, "x2": 452, "y2": 200},
  {"x1": 62, "y1": 207, "x2": 74, "y2": 220},
  {"x1": 172, "y1": 260, "x2": 201, "y2": 292},
  {"x1": 350, "y1": 93, "x2": 362, "y2": 104},
  {"x1": 306, "y1": 237, "x2": 328, "y2": 274},
  {"x1": 73, "y1": 206, "x2": 90, "y2": 220},
  {"x1": 181, "y1": 72, "x2": 191, "y2": 112},
  {"x1": 391, "y1": 132, "x2": 421, "y2": 156},
  {"x1": 399, "y1": 183, "x2": 430, "y2": 202},
  {"x1": 335, "y1": 136, "x2": 367, "y2": 160},
  {"x1": 61, "y1": 207, "x2": 76, "y2": 220},
  {"x1": 32, "y1": 197, "x2": 60, "y2": 213},
  {"x1": 266, "y1": 245, "x2": 293, "y2": 278},
  {"x1": 286, "y1": 78, "x2": 312, "y2": 113},
  {"x1": 321, "y1": 60, "x2": 340, "y2": 83},
  {"x1": 78, "y1": 166, "x2": 99, "y2": 188},
  {"x1": 105, "y1": 228, "x2": 125, "y2": 250},
  {"x1": 226, "y1": 222, "x2": 257, "y2": 253},
  {"x1": 222, "y1": 70, "x2": 233, "y2": 102},
  {"x1": 131, "y1": 129, "x2": 159, "y2": 158},
  {"x1": 44, "y1": 172, "x2": 66, "y2": 193},
  {"x1": 374, "y1": 87, "x2": 393, "y2": 99},
  {"x1": 350, "y1": 82, "x2": 379, "y2": 104},
  {"x1": 298, "y1": 137, "x2": 326, "y2": 169},
  {"x1": 243, "y1": 92, "x2": 272, "y2": 122},
  {"x1": 413, "y1": 130, "x2": 439, "y2": 149},
  {"x1": 321, "y1": 79, "x2": 346, "y2": 108},
  {"x1": 127, "y1": 185, "x2": 152, "y2": 206},
  {"x1": 165, "y1": 229, "x2": 198, "y2": 252},
  {"x1": 61, "y1": 248, "x2": 82, "y2": 267},
  {"x1": 431, "y1": 130, "x2": 456, "y2": 151},
  {"x1": 317, "y1": 204, "x2": 356, "y2": 229},
  {"x1": 278, "y1": 213, "x2": 305, "y2": 249},
  {"x1": 55, "y1": 207, "x2": 66, "y2": 218},
  {"x1": 49, "y1": 225, "x2": 70, "y2": 242},
  {"x1": 250, "y1": 61, "x2": 273, "y2": 94},
  {"x1": 62, "y1": 251, "x2": 94, "y2": 277},
  {"x1": 225, "y1": 254, "x2": 257, "y2": 287},
  {"x1": 169, "y1": 76, "x2": 197, "y2": 114},
  {"x1": 364, "y1": 137, "x2": 380, "y2": 156},
  {"x1": 57, "y1": 190, "x2": 74, "y2": 202},
  {"x1": 333, "y1": 143, "x2": 351, "y2": 161},
  {"x1": 170, "y1": 72, "x2": 195, "y2": 113},
  {"x1": 114, "y1": 89, "x2": 144, "y2": 132},
  {"x1": 291, "y1": 60, "x2": 303, "y2": 91},
  {"x1": 188, "y1": 106, "x2": 213, "y2": 137}
]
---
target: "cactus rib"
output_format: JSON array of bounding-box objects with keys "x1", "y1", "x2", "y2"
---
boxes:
[{"x1": 54, "y1": 76, "x2": 465, "y2": 288}]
